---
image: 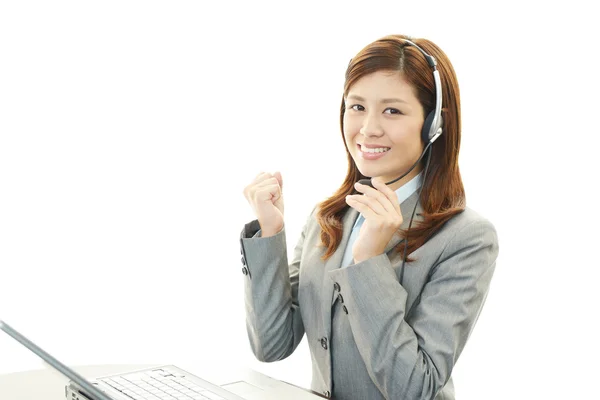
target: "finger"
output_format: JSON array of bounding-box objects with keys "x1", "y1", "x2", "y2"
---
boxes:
[
  {"x1": 244, "y1": 174, "x2": 278, "y2": 201},
  {"x1": 254, "y1": 172, "x2": 274, "y2": 184},
  {"x1": 249, "y1": 176, "x2": 280, "y2": 196},
  {"x1": 273, "y1": 171, "x2": 283, "y2": 189},
  {"x1": 346, "y1": 194, "x2": 387, "y2": 216},
  {"x1": 245, "y1": 172, "x2": 271, "y2": 194},
  {"x1": 370, "y1": 178, "x2": 401, "y2": 214},
  {"x1": 346, "y1": 195, "x2": 380, "y2": 220},
  {"x1": 354, "y1": 181, "x2": 397, "y2": 215},
  {"x1": 254, "y1": 184, "x2": 282, "y2": 203},
  {"x1": 255, "y1": 177, "x2": 281, "y2": 190},
  {"x1": 253, "y1": 172, "x2": 283, "y2": 189},
  {"x1": 347, "y1": 194, "x2": 403, "y2": 230}
]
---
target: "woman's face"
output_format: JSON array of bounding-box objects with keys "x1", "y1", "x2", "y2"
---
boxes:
[{"x1": 343, "y1": 70, "x2": 425, "y2": 191}]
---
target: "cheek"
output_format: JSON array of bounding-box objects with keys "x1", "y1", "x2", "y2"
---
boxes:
[
  {"x1": 343, "y1": 116, "x2": 359, "y2": 143},
  {"x1": 343, "y1": 131, "x2": 354, "y2": 152},
  {"x1": 389, "y1": 121, "x2": 423, "y2": 147},
  {"x1": 343, "y1": 128, "x2": 354, "y2": 141}
]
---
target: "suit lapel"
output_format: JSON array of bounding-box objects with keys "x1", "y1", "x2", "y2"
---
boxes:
[
  {"x1": 321, "y1": 206, "x2": 359, "y2": 331},
  {"x1": 384, "y1": 189, "x2": 424, "y2": 254},
  {"x1": 319, "y1": 190, "x2": 424, "y2": 336}
]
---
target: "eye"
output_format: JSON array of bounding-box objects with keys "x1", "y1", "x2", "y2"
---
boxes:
[
  {"x1": 384, "y1": 108, "x2": 403, "y2": 115},
  {"x1": 348, "y1": 104, "x2": 364, "y2": 111}
]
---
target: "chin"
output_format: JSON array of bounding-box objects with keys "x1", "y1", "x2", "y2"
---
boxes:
[
  {"x1": 354, "y1": 165, "x2": 371, "y2": 178},
  {"x1": 354, "y1": 163, "x2": 379, "y2": 178}
]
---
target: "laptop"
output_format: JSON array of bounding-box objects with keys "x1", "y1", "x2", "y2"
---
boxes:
[{"x1": 0, "y1": 320, "x2": 324, "y2": 400}]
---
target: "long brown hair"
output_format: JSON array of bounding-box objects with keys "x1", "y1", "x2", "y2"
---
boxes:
[{"x1": 316, "y1": 34, "x2": 466, "y2": 261}]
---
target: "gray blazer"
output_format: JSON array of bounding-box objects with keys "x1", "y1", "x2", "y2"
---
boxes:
[{"x1": 239, "y1": 190, "x2": 499, "y2": 400}]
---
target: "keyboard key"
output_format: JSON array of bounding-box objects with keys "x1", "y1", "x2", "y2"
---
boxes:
[{"x1": 98, "y1": 367, "x2": 229, "y2": 400}]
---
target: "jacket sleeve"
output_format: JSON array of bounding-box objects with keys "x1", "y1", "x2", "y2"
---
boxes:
[
  {"x1": 327, "y1": 219, "x2": 499, "y2": 399},
  {"x1": 239, "y1": 214, "x2": 310, "y2": 362}
]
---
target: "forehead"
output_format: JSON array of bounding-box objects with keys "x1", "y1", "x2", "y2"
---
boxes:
[{"x1": 347, "y1": 70, "x2": 418, "y2": 101}]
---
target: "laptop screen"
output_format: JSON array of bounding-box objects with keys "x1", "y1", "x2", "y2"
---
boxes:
[{"x1": 0, "y1": 320, "x2": 113, "y2": 400}]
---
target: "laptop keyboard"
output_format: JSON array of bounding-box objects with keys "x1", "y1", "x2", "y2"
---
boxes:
[{"x1": 98, "y1": 367, "x2": 227, "y2": 400}]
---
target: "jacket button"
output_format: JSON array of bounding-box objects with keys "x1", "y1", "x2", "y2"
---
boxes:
[
  {"x1": 343, "y1": 305, "x2": 348, "y2": 314},
  {"x1": 320, "y1": 337, "x2": 328, "y2": 350},
  {"x1": 338, "y1": 293, "x2": 344, "y2": 303},
  {"x1": 242, "y1": 267, "x2": 248, "y2": 275},
  {"x1": 323, "y1": 390, "x2": 331, "y2": 398},
  {"x1": 333, "y1": 282, "x2": 340, "y2": 292},
  {"x1": 241, "y1": 256, "x2": 246, "y2": 265}
]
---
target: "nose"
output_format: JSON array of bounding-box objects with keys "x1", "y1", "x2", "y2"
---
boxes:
[{"x1": 359, "y1": 112, "x2": 384, "y2": 138}]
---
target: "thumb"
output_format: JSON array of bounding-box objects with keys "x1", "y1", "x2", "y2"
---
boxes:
[{"x1": 274, "y1": 171, "x2": 283, "y2": 190}]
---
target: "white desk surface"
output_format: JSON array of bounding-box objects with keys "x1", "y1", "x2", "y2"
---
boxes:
[{"x1": 0, "y1": 363, "x2": 325, "y2": 400}]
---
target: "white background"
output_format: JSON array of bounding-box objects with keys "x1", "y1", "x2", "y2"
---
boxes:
[{"x1": 1, "y1": 1, "x2": 598, "y2": 399}]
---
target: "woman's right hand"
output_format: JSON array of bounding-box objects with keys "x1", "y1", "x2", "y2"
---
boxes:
[{"x1": 243, "y1": 171, "x2": 284, "y2": 237}]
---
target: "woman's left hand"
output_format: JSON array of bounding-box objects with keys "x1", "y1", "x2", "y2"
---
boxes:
[{"x1": 346, "y1": 177, "x2": 404, "y2": 264}]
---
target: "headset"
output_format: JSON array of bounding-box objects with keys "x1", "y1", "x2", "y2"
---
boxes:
[
  {"x1": 356, "y1": 39, "x2": 443, "y2": 188},
  {"x1": 352, "y1": 39, "x2": 444, "y2": 285}
]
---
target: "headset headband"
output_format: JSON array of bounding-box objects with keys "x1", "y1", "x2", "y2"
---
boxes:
[{"x1": 400, "y1": 39, "x2": 443, "y2": 143}]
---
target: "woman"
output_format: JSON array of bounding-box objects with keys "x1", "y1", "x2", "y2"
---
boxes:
[{"x1": 240, "y1": 34, "x2": 499, "y2": 400}]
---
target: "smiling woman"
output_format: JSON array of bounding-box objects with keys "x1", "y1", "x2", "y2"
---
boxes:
[{"x1": 239, "y1": 34, "x2": 498, "y2": 400}]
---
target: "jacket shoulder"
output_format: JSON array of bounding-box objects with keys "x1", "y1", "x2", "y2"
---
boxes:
[
  {"x1": 443, "y1": 207, "x2": 496, "y2": 233},
  {"x1": 433, "y1": 207, "x2": 499, "y2": 257}
]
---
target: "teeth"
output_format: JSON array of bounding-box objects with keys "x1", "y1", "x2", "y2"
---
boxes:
[{"x1": 361, "y1": 146, "x2": 390, "y2": 153}]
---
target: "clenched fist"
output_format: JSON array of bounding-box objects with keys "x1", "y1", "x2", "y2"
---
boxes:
[{"x1": 243, "y1": 171, "x2": 284, "y2": 237}]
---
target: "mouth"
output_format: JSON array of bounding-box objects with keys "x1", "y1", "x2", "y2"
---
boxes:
[
  {"x1": 357, "y1": 144, "x2": 391, "y2": 160},
  {"x1": 358, "y1": 144, "x2": 391, "y2": 154}
]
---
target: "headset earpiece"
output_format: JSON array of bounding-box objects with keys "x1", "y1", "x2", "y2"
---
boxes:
[
  {"x1": 421, "y1": 110, "x2": 443, "y2": 144},
  {"x1": 421, "y1": 111, "x2": 435, "y2": 144}
]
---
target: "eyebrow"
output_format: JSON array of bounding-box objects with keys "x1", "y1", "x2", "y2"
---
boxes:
[{"x1": 346, "y1": 94, "x2": 409, "y2": 104}]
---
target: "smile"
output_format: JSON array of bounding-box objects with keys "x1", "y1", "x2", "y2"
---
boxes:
[
  {"x1": 360, "y1": 146, "x2": 390, "y2": 154},
  {"x1": 358, "y1": 144, "x2": 390, "y2": 160}
]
